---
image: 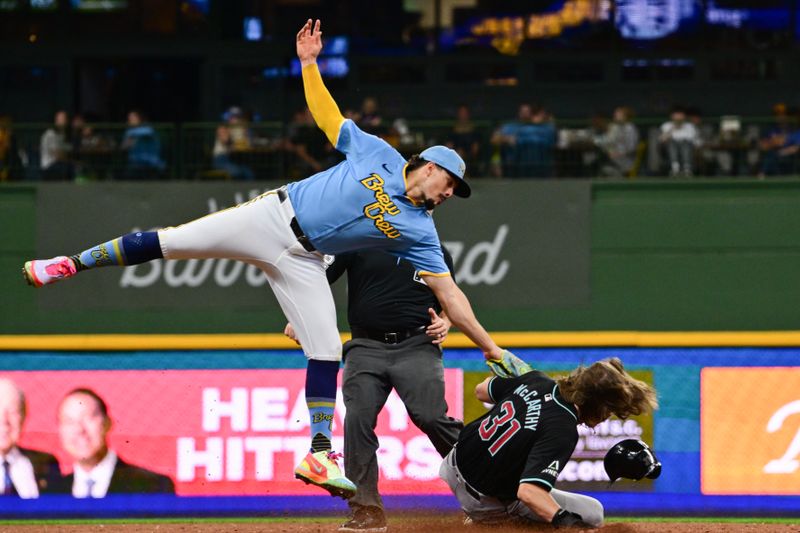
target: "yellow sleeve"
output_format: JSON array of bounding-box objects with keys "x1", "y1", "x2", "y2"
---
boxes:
[{"x1": 302, "y1": 63, "x2": 345, "y2": 146}]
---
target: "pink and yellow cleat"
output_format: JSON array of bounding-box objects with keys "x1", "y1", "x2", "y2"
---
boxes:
[
  {"x1": 294, "y1": 450, "x2": 356, "y2": 499},
  {"x1": 22, "y1": 256, "x2": 77, "y2": 288}
]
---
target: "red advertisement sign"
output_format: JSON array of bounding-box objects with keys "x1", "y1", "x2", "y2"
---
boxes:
[{"x1": 7, "y1": 369, "x2": 463, "y2": 496}]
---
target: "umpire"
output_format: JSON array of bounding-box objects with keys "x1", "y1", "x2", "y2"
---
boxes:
[
  {"x1": 288, "y1": 246, "x2": 463, "y2": 532},
  {"x1": 440, "y1": 357, "x2": 658, "y2": 528}
]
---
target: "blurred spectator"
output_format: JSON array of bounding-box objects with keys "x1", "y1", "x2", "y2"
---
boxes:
[
  {"x1": 121, "y1": 110, "x2": 165, "y2": 180},
  {"x1": 757, "y1": 103, "x2": 796, "y2": 177},
  {"x1": 767, "y1": 118, "x2": 800, "y2": 176},
  {"x1": 382, "y1": 117, "x2": 417, "y2": 152},
  {"x1": 40, "y1": 110, "x2": 73, "y2": 181},
  {"x1": 71, "y1": 115, "x2": 116, "y2": 181},
  {"x1": 492, "y1": 103, "x2": 556, "y2": 178},
  {"x1": 0, "y1": 378, "x2": 62, "y2": 498},
  {"x1": 0, "y1": 116, "x2": 22, "y2": 181},
  {"x1": 707, "y1": 114, "x2": 752, "y2": 176},
  {"x1": 222, "y1": 106, "x2": 253, "y2": 151},
  {"x1": 283, "y1": 107, "x2": 332, "y2": 179},
  {"x1": 57, "y1": 388, "x2": 175, "y2": 497},
  {"x1": 447, "y1": 104, "x2": 483, "y2": 176},
  {"x1": 659, "y1": 107, "x2": 700, "y2": 177},
  {"x1": 597, "y1": 106, "x2": 640, "y2": 177},
  {"x1": 354, "y1": 97, "x2": 385, "y2": 136},
  {"x1": 212, "y1": 106, "x2": 256, "y2": 180},
  {"x1": 686, "y1": 108, "x2": 715, "y2": 176}
]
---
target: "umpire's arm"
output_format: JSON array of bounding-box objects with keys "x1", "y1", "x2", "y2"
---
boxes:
[
  {"x1": 423, "y1": 274, "x2": 503, "y2": 360},
  {"x1": 296, "y1": 18, "x2": 345, "y2": 146}
]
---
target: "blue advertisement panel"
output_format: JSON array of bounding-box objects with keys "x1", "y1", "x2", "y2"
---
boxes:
[{"x1": 0, "y1": 346, "x2": 798, "y2": 517}]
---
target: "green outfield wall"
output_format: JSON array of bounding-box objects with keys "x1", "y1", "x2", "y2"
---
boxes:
[{"x1": 1, "y1": 179, "x2": 799, "y2": 334}]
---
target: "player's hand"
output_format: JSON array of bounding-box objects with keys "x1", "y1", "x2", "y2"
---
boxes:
[
  {"x1": 551, "y1": 508, "x2": 593, "y2": 529},
  {"x1": 426, "y1": 308, "x2": 450, "y2": 345},
  {"x1": 296, "y1": 18, "x2": 323, "y2": 67},
  {"x1": 486, "y1": 349, "x2": 532, "y2": 378},
  {"x1": 283, "y1": 323, "x2": 300, "y2": 345}
]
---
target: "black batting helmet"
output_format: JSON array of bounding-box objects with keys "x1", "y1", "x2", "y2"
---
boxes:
[{"x1": 604, "y1": 439, "x2": 662, "y2": 483}]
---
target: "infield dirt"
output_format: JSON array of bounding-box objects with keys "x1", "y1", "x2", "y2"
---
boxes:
[{"x1": 1, "y1": 516, "x2": 798, "y2": 533}]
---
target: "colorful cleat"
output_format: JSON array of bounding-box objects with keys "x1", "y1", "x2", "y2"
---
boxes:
[
  {"x1": 294, "y1": 450, "x2": 356, "y2": 499},
  {"x1": 22, "y1": 256, "x2": 77, "y2": 288}
]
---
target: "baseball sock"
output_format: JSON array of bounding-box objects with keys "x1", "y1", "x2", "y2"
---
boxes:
[
  {"x1": 70, "y1": 231, "x2": 163, "y2": 271},
  {"x1": 305, "y1": 359, "x2": 339, "y2": 453}
]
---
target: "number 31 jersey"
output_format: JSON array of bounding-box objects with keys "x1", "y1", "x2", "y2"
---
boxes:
[{"x1": 455, "y1": 371, "x2": 579, "y2": 501}]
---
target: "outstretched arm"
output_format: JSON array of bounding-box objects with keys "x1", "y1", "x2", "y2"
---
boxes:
[
  {"x1": 423, "y1": 274, "x2": 502, "y2": 360},
  {"x1": 297, "y1": 19, "x2": 345, "y2": 146}
]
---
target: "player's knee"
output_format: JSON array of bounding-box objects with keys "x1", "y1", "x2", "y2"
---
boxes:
[
  {"x1": 581, "y1": 499, "x2": 604, "y2": 528},
  {"x1": 343, "y1": 406, "x2": 379, "y2": 428},
  {"x1": 303, "y1": 338, "x2": 342, "y2": 361},
  {"x1": 305, "y1": 351, "x2": 342, "y2": 363},
  {"x1": 408, "y1": 409, "x2": 448, "y2": 433}
]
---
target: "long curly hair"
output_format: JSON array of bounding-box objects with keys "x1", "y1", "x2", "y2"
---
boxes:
[{"x1": 556, "y1": 358, "x2": 657, "y2": 425}]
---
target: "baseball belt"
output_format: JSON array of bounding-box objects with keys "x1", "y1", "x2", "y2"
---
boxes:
[
  {"x1": 277, "y1": 187, "x2": 316, "y2": 252},
  {"x1": 350, "y1": 325, "x2": 428, "y2": 344}
]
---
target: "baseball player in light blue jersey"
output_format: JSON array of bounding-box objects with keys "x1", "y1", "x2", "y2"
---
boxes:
[{"x1": 22, "y1": 18, "x2": 530, "y2": 499}]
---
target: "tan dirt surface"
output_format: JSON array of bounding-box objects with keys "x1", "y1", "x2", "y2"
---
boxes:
[{"x1": 0, "y1": 516, "x2": 798, "y2": 533}]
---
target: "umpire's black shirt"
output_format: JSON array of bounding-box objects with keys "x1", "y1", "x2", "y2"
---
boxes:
[
  {"x1": 456, "y1": 371, "x2": 579, "y2": 501},
  {"x1": 326, "y1": 247, "x2": 455, "y2": 332}
]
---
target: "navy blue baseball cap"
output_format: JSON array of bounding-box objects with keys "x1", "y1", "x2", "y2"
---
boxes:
[{"x1": 420, "y1": 145, "x2": 471, "y2": 198}]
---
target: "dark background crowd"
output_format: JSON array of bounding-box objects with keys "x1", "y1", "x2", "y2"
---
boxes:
[{"x1": 1, "y1": 0, "x2": 800, "y2": 181}]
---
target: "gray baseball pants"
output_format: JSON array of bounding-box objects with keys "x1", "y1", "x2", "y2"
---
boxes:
[
  {"x1": 439, "y1": 448, "x2": 604, "y2": 528},
  {"x1": 342, "y1": 334, "x2": 463, "y2": 510}
]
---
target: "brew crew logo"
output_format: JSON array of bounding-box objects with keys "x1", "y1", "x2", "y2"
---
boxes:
[
  {"x1": 90, "y1": 243, "x2": 115, "y2": 266},
  {"x1": 360, "y1": 173, "x2": 401, "y2": 239},
  {"x1": 312, "y1": 411, "x2": 335, "y2": 430}
]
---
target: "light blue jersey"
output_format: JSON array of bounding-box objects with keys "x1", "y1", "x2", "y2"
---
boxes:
[{"x1": 286, "y1": 119, "x2": 449, "y2": 276}]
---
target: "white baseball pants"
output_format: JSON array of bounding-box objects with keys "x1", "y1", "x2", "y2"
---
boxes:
[{"x1": 157, "y1": 189, "x2": 341, "y2": 361}]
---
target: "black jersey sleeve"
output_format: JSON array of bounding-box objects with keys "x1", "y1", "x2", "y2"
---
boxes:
[
  {"x1": 325, "y1": 253, "x2": 352, "y2": 284},
  {"x1": 487, "y1": 375, "x2": 522, "y2": 403},
  {"x1": 488, "y1": 371, "x2": 551, "y2": 404},
  {"x1": 518, "y1": 428, "x2": 578, "y2": 492}
]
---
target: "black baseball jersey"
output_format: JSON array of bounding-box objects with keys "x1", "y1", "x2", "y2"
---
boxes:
[
  {"x1": 455, "y1": 371, "x2": 579, "y2": 501},
  {"x1": 326, "y1": 247, "x2": 455, "y2": 332}
]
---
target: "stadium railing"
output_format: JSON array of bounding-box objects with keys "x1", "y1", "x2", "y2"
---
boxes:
[{"x1": 1, "y1": 117, "x2": 797, "y2": 181}]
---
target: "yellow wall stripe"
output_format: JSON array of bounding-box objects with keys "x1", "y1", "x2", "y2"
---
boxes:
[{"x1": 1, "y1": 331, "x2": 800, "y2": 351}]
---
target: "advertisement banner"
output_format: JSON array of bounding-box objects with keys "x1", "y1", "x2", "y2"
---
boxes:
[
  {"x1": 463, "y1": 369, "x2": 655, "y2": 491},
  {"x1": 701, "y1": 367, "x2": 800, "y2": 495},
  {"x1": 35, "y1": 181, "x2": 590, "y2": 318},
  {"x1": 5, "y1": 368, "x2": 463, "y2": 497}
]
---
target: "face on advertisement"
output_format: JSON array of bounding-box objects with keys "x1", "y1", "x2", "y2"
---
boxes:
[
  {"x1": 0, "y1": 379, "x2": 25, "y2": 455},
  {"x1": 58, "y1": 391, "x2": 111, "y2": 469}
]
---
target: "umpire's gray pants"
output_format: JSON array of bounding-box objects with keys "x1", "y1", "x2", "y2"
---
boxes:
[
  {"x1": 342, "y1": 334, "x2": 463, "y2": 510},
  {"x1": 439, "y1": 448, "x2": 604, "y2": 528}
]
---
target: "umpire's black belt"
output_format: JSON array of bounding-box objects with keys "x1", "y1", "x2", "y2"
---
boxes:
[
  {"x1": 277, "y1": 188, "x2": 316, "y2": 252},
  {"x1": 351, "y1": 325, "x2": 428, "y2": 344}
]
